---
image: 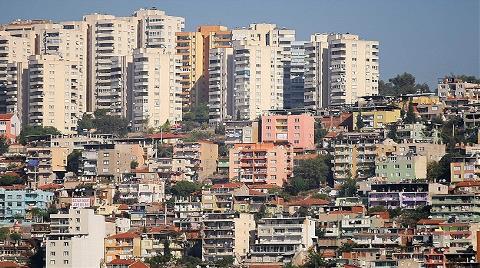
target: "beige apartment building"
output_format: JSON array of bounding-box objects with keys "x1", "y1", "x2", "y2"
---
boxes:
[
  {"x1": 173, "y1": 141, "x2": 218, "y2": 181},
  {"x1": 176, "y1": 26, "x2": 231, "y2": 109},
  {"x1": 304, "y1": 33, "x2": 379, "y2": 108},
  {"x1": 28, "y1": 54, "x2": 81, "y2": 134},
  {"x1": 233, "y1": 39, "x2": 284, "y2": 120},
  {"x1": 34, "y1": 21, "x2": 88, "y2": 116},
  {"x1": 83, "y1": 14, "x2": 137, "y2": 113},
  {"x1": 329, "y1": 33, "x2": 379, "y2": 106},
  {"x1": 0, "y1": 30, "x2": 31, "y2": 118},
  {"x1": 131, "y1": 48, "x2": 182, "y2": 132},
  {"x1": 134, "y1": 8, "x2": 185, "y2": 53}
]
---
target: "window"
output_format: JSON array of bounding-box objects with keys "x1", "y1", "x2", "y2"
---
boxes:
[
  {"x1": 50, "y1": 260, "x2": 55, "y2": 265},
  {"x1": 64, "y1": 242, "x2": 69, "y2": 246},
  {"x1": 406, "y1": 164, "x2": 412, "y2": 169},
  {"x1": 64, "y1": 251, "x2": 69, "y2": 256},
  {"x1": 394, "y1": 165, "x2": 400, "y2": 169},
  {"x1": 64, "y1": 260, "x2": 69, "y2": 264},
  {"x1": 50, "y1": 252, "x2": 56, "y2": 256},
  {"x1": 50, "y1": 242, "x2": 55, "y2": 247}
]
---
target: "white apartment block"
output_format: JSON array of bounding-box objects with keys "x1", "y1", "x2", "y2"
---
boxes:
[
  {"x1": 304, "y1": 33, "x2": 380, "y2": 109},
  {"x1": 35, "y1": 21, "x2": 88, "y2": 115},
  {"x1": 134, "y1": 8, "x2": 185, "y2": 53},
  {"x1": 83, "y1": 14, "x2": 137, "y2": 113},
  {"x1": 0, "y1": 30, "x2": 31, "y2": 116},
  {"x1": 304, "y1": 34, "x2": 329, "y2": 109},
  {"x1": 132, "y1": 48, "x2": 182, "y2": 132},
  {"x1": 232, "y1": 23, "x2": 294, "y2": 111},
  {"x1": 208, "y1": 47, "x2": 234, "y2": 124},
  {"x1": 250, "y1": 217, "x2": 316, "y2": 264},
  {"x1": 328, "y1": 33, "x2": 379, "y2": 106},
  {"x1": 28, "y1": 54, "x2": 81, "y2": 134},
  {"x1": 233, "y1": 40, "x2": 284, "y2": 120},
  {"x1": 46, "y1": 209, "x2": 106, "y2": 268}
]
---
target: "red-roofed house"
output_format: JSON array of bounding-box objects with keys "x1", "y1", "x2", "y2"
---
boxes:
[
  {"x1": 0, "y1": 114, "x2": 20, "y2": 142},
  {"x1": 0, "y1": 261, "x2": 26, "y2": 268},
  {"x1": 106, "y1": 258, "x2": 149, "y2": 268},
  {"x1": 104, "y1": 232, "x2": 141, "y2": 263}
]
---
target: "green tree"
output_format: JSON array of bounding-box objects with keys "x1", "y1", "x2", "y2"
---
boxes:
[
  {"x1": 314, "y1": 120, "x2": 327, "y2": 144},
  {"x1": 0, "y1": 136, "x2": 9, "y2": 155},
  {"x1": 159, "y1": 120, "x2": 172, "y2": 133},
  {"x1": 156, "y1": 144, "x2": 173, "y2": 158},
  {"x1": 19, "y1": 126, "x2": 61, "y2": 145},
  {"x1": 379, "y1": 72, "x2": 430, "y2": 96},
  {"x1": 338, "y1": 179, "x2": 357, "y2": 197},
  {"x1": 9, "y1": 232, "x2": 21, "y2": 244},
  {"x1": 303, "y1": 249, "x2": 333, "y2": 268},
  {"x1": 92, "y1": 110, "x2": 129, "y2": 136},
  {"x1": 77, "y1": 113, "x2": 95, "y2": 132},
  {"x1": 285, "y1": 156, "x2": 333, "y2": 195},
  {"x1": 0, "y1": 227, "x2": 9, "y2": 241},
  {"x1": 368, "y1": 206, "x2": 387, "y2": 214},
  {"x1": 184, "y1": 130, "x2": 214, "y2": 142},
  {"x1": 453, "y1": 75, "x2": 480, "y2": 84},
  {"x1": 404, "y1": 99, "x2": 416, "y2": 124},
  {"x1": 67, "y1": 150, "x2": 82, "y2": 175},
  {"x1": 386, "y1": 123, "x2": 399, "y2": 141},
  {"x1": 130, "y1": 160, "x2": 139, "y2": 170},
  {"x1": 214, "y1": 256, "x2": 234, "y2": 268},
  {"x1": 397, "y1": 206, "x2": 431, "y2": 228},
  {"x1": 169, "y1": 181, "x2": 202, "y2": 197},
  {"x1": 183, "y1": 104, "x2": 209, "y2": 123},
  {"x1": 0, "y1": 174, "x2": 25, "y2": 186},
  {"x1": 178, "y1": 256, "x2": 203, "y2": 268}
]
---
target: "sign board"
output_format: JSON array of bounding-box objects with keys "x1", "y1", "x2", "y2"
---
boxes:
[{"x1": 71, "y1": 198, "x2": 91, "y2": 208}]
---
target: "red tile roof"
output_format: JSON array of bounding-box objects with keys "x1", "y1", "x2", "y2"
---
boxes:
[
  {"x1": 248, "y1": 189, "x2": 265, "y2": 196},
  {"x1": 247, "y1": 184, "x2": 278, "y2": 190},
  {"x1": 417, "y1": 219, "x2": 445, "y2": 225},
  {"x1": 455, "y1": 181, "x2": 480, "y2": 187},
  {"x1": 0, "y1": 114, "x2": 14, "y2": 120},
  {"x1": 288, "y1": 197, "x2": 330, "y2": 207},
  {"x1": 0, "y1": 261, "x2": 25, "y2": 268},
  {"x1": 0, "y1": 185, "x2": 26, "y2": 190},
  {"x1": 38, "y1": 183, "x2": 63, "y2": 190},
  {"x1": 118, "y1": 204, "x2": 129, "y2": 210},
  {"x1": 129, "y1": 261, "x2": 149, "y2": 268},
  {"x1": 107, "y1": 231, "x2": 139, "y2": 240},
  {"x1": 146, "y1": 133, "x2": 184, "y2": 139},
  {"x1": 108, "y1": 259, "x2": 136, "y2": 265}
]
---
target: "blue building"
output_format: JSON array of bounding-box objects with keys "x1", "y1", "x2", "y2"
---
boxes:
[{"x1": 0, "y1": 186, "x2": 54, "y2": 223}]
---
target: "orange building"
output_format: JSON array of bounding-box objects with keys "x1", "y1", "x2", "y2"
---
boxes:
[
  {"x1": 229, "y1": 143, "x2": 293, "y2": 187},
  {"x1": 175, "y1": 25, "x2": 231, "y2": 109},
  {"x1": 0, "y1": 113, "x2": 20, "y2": 142}
]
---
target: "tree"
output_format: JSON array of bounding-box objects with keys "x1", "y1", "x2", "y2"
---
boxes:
[
  {"x1": 386, "y1": 123, "x2": 399, "y2": 141},
  {"x1": 159, "y1": 120, "x2": 172, "y2": 133},
  {"x1": 156, "y1": 144, "x2": 173, "y2": 158},
  {"x1": 178, "y1": 256, "x2": 203, "y2": 268},
  {"x1": 77, "y1": 113, "x2": 95, "y2": 132},
  {"x1": 19, "y1": 126, "x2": 61, "y2": 145},
  {"x1": 397, "y1": 206, "x2": 431, "y2": 228},
  {"x1": 67, "y1": 150, "x2": 82, "y2": 175},
  {"x1": 0, "y1": 136, "x2": 9, "y2": 155},
  {"x1": 404, "y1": 99, "x2": 416, "y2": 124},
  {"x1": 0, "y1": 227, "x2": 8, "y2": 241},
  {"x1": 9, "y1": 232, "x2": 21, "y2": 244},
  {"x1": 214, "y1": 256, "x2": 234, "y2": 268},
  {"x1": 169, "y1": 181, "x2": 202, "y2": 197},
  {"x1": 183, "y1": 130, "x2": 214, "y2": 142},
  {"x1": 453, "y1": 75, "x2": 480, "y2": 84},
  {"x1": 356, "y1": 111, "x2": 365, "y2": 130},
  {"x1": 314, "y1": 120, "x2": 327, "y2": 144},
  {"x1": 92, "y1": 110, "x2": 129, "y2": 136},
  {"x1": 303, "y1": 249, "x2": 333, "y2": 268},
  {"x1": 285, "y1": 156, "x2": 333, "y2": 195},
  {"x1": 130, "y1": 160, "x2": 139, "y2": 170},
  {"x1": 254, "y1": 204, "x2": 267, "y2": 221},
  {"x1": 427, "y1": 153, "x2": 461, "y2": 183},
  {"x1": 368, "y1": 206, "x2": 387, "y2": 214},
  {"x1": 0, "y1": 174, "x2": 25, "y2": 186},
  {"x1": 378, "y1": 72, "x2": 430, "y2": 96},
  {"x1": 338, "y1": 179, "x2": 357, "y2": 197}
]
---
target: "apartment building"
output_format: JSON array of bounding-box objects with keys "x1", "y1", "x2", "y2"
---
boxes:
[
  {"x1": 83, "y1": 14, "x2": 137, "y2": 113},
  {"x1": 261, "y1": 110, "x2": 315, "y2": 151},
  {"x1": 352, "y1": 105, "x2": 401, "y2": 130},
  {"x1": 46, "y1": 209, "x2": 106, "y2": 268},
  {"x1": 437, "y1": 77, "x2": 480, "y2": 100},
  {"x1": 202, "y1": 212, "x2": 255, "y2": 263},
  {"x1": 233, "y1": 40, "x2": 284, "y2": 120},
  {"x1": 224, "y1": 120, "x2": 259, "y2": 144},
  {"x1": 0, "y1": 186, "x2": 54, "y2": 223},
  {"x1": 333, "y1": 131, "x2": 383, "y2": 182},
  {"x1": 132, "y1": 48, "x2": 182, "y2": 132},
  {"x1": 286, "y1": 41, "x2": 306, "y2": 109},
  {"x1": 328, "y1": 34, "x2": 379, "y2": 106},
  {"x1": 201, "y1": 183, "x2": 243, "y2": 213},
  {"x1": 34, "y1": 21, "x2": 88, "y2": 116},
  {"x1": 208, "y1": 47, "x2": 234, "y2": 124},
  {"x1": 173, "y1": 141, "x2": 218, "y2": 181},
  {"x1": 304, "y1": 34, "x2": 329, "y2": 109},
  {"x1": 116, "y1": 182, "x2": 165, "y2": 204},
  {"x1": 374, "y1": 154, "x2": 427, "y2": 182},
  {"x1": 0, "y1": 30, "x2": 32, "y2": 117},
  {"x1": 79, "y1": 143, "x2": 145, "y2": 181},
  {"x1": 431, "y1": 194, "x2": 480, "y2": 222},
  {"x1": 104, "y1": 232, "x2": 141, "y2": 263},
  {"x1": 26, "y1": 146, "x2": 69, "y2": 188},
  {"x1": 173, "y1": 195, "x2": 203, "y2": 231},
  {"x1": 229, "y1": 143, "x2": 293, "y2": 186},
  {"x1": 250, "y1": 217, "x2": 316, "y2": 264},
  {"x1": 176, "y1": 26, "x2": 231, "y2": 109},
  {"x1": 134, "y1": 8, "x2": 185, "y2": 52},
  {"x1": 0, "y1": 113, "x2": 21, "y2": 142},
  {"x1": 27, "y1": 54, "x2": 81, "y2": 134},
  {"x1": 450, "y1": 154, "x2": 480, "y2": 183},
  {"x1": 368, "y1": 182, "x2": 448, "y2": 209},
  {"x1": 377, "y1": 139, "x2": 446, "y2": 163}
]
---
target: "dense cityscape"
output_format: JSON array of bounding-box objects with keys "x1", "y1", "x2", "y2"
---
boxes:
[{"x1": 0, "y1": 5, "x2": 478, "y2": 268}]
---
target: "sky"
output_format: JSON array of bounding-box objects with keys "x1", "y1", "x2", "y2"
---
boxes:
[{"x1": 1, "y1": 0, "x2": 479, "y2": 88}]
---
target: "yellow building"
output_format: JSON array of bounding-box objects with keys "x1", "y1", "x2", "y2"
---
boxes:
[
  {"x1": 353, "y1": 105, "x2": 401, "y2": 130},
  {"x1": 104, "y1": 232, "x2": 142, "y2": 263}
]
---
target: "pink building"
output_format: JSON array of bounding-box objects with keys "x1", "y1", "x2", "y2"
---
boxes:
[
  {"x1": 261, "y1": 112, "x2": 315, "y2": 151},
  {"x1": 0, "y1": 114, "x2": 21, "y2": 142},
  {"x1": 229, "y1": 143, "x2": 293, "y2": 187}
]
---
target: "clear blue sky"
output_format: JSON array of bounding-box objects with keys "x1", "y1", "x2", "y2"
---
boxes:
[{"x1": 1, "y1": 0, "x2": 479, "y2": 88}]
